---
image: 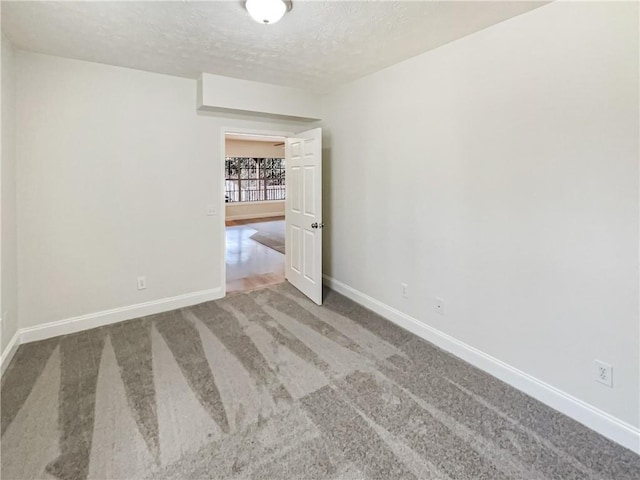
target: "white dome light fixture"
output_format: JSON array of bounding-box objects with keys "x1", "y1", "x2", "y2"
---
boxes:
[{"x1": 245, "y1": 0, "x2": 291, "y2": 25}]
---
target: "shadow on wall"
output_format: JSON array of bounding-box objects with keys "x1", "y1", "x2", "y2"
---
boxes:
[
  {"x1": 322, "y1": 135, "x2": 333, "y2": 280},
  {"x1": 196, "y1": 107, "x2": 316, "y2": 127}
]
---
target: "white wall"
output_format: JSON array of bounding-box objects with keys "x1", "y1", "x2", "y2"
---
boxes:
[
  {"x1": 225, "y1": 201, "x2": 284, "y2": 221},
  {"x1": 1, "y1": 35, "x2": 18, "y2": 357},
  {"x1": 323, "y1": 1, "x2": 639, "y2": 429},
  {"x1": 225, "y1": 139, "x2": 284, "y2": 158},
  {"x1": 16, "y1": 52, "x2": 308, "y2": 330}
]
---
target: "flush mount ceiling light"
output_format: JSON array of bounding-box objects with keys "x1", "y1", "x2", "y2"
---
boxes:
[{"x1": 245, "y1": 0, "x2": 292, "y2": 25}]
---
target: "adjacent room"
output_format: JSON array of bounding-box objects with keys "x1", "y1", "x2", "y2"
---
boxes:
[
  {"x1": 1, "y1": 1, "x2": 639, "y2": 479},
  {"x1": 224, "y1": 133, "x2": 286, "y2": 294}
]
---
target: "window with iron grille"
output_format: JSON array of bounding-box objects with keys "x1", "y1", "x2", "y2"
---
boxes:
[{"x1": 225, "y1": 157, "x2": 285, "y2": 203}]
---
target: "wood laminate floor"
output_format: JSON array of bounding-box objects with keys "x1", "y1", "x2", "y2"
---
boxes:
[{"x1": 225, "y1": 217, "x2": 285, "y2": 294}]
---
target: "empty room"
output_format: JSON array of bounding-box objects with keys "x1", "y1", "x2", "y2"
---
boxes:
[{"x1": 1, "y1": 1, "x2": 639, "y2": 479}]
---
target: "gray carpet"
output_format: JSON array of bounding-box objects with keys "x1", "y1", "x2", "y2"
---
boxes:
[
  {"x1": 250, "y1": 230, "x2": 285, "y2": 254},
  {"x1": 1, "y1": 283, "x2": 639, "y2": 480}
]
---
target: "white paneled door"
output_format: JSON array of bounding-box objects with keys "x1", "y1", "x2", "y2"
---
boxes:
[{"x1": 285, "y1": 128, "x2": 323, "y2": 305}]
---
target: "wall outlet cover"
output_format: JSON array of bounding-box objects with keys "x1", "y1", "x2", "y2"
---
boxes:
[{"x1": 594, "y1": 360, "x2": 613, "y2": 388}]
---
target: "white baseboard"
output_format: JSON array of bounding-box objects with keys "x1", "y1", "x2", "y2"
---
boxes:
[
  {"x1": 1, "y1": 330, "x2": 21, "y2": 376},
  {"x1": 322, "y1": 275, "x2": 640, "y2": 455},
  {"x1": 17, "y1": 287, "x2": 224, "y2": 345},
  {"x1": 225, "y1": 212, "x2": 284, "y2": 221}
]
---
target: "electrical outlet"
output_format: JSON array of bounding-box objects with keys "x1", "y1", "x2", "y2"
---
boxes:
[
  {"x1": 435, "y1": 297, "x2": 446, "y2": 315},
  {"x1": 594, "y1": 360, "x2": 613, "y2": 387},
  {"x1": 206, "y1": 204, "x2": 217, "y2": 216},
  {"x1": 137, "y1": 276, "x2": 147, "y2": 291},
  {"x1": 401, "y1": 283, "x2": 409, "y2": 298}
]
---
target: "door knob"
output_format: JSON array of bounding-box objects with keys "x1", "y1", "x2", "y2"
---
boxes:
[{"x1": 311, "y1": 222, "x2": 324, "y2": 229}]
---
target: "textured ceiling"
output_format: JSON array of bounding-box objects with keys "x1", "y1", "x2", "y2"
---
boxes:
[{"x1": 2, "y1": 1, "x2": 546, "y2": 93}]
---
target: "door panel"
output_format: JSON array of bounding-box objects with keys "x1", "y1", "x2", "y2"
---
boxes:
[
  {"x1": 290, "y1": 226, "x2": 301, "y2": 273},
  {"x1": 290, "y1": 167, "x2": 302, "y2": 212},
  {"x1": 303, "y1": 166, "x2": 316, "y2": 215},
  {"x1": 285, "y1": 128, "x2": 322, "y2": 304},
  {"x1": 303, "y1": 230, "x2": 315, "y2": 281}
]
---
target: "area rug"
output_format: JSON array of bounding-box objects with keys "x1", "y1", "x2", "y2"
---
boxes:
[
  {"x1": 250, "y1": 230, "x2": 285, "y2": 254},
  {"x1": 2, "y1": 283, "x2": 638, "y2": 480}
]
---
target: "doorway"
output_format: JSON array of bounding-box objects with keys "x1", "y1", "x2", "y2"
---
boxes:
[
  {"x1": 223, "y1": 131, "x2": 288, "y2": 294},
  {"x1": 220, "y1": 127, "x2": 324, "y2": 303}
]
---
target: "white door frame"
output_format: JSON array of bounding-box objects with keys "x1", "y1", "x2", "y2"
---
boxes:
[{"x1": 219, "y1": 126, "x2": 296, "y2": 297}]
